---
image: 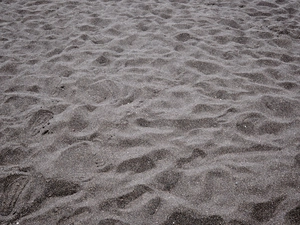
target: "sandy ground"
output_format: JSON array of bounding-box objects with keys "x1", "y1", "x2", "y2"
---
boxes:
[{"x1": 0, "y1": 0, "x2": 300, "y2": 224}]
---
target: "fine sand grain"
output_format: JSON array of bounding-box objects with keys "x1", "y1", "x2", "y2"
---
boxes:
[{"x1": 0, "y1": 0, "x2": 300, "y2": 224}]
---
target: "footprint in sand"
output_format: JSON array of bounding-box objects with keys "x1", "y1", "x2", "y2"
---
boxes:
[
  {"x1": 27, "y1": 109, "x2": 54, "y2": 136},
  {"x1": 0, "y1": 167, "x2": 46, "y2": 223},
  {"x1": 0, "y1": 167, "x2": 80, "y2": 224}
]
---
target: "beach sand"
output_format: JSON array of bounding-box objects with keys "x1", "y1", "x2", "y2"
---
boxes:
[{"x1": 0, "y1": 0, "x2": 300, "y2": 224}]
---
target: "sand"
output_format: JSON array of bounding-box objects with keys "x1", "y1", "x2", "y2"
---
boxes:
[{"x1": 0, "y1": 0, "x2": 300, "y2": 224}]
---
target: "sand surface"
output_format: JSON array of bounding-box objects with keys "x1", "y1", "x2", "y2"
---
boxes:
[{"x1": 0, "y1": 0, "x2": 300, "y2": 224}]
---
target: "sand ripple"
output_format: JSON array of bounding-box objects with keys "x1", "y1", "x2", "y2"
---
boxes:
[{"x1": 0, "y1": 0, "x2": 299, "y2": 224}]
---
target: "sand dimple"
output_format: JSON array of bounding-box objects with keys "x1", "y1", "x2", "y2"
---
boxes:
[
  {"x1": 185, "y1": 60, "x2": 223, "y2": 75},
  {"x1": 99, "y1": 185, "x2": 152, "y2": 211},
  {"x1": 162, "y1": 211, "x2": 225, "y2": 225},
  {"x1": 175, "y1": 33, "x2": 192, "y2": 42},
  {"x1": 176, "y1": 148, "x2": 207, "y2": 168},
  {"x1": 250, "y1": 196, "x2": 286, "y2": 222},
  {"x1": 153, "y1": 170, "x2": 182, "y2": 191},
  {"x1": 144, "y1": 197, "x2": 162, "y2": 215},
  {"x1": 98, "y1": 218, "x2": 130, "y2": 225},
  {"x1": 116, "y1": 156, "x2": 156, "y2": 174},
  {"x1": 0, "y1": 63, "x2": 18, "y2": 75},
  {"x1": 227, "y1": 220, "x2": 250, "y2": 225},
  {"x1": 0, "y1": 145, "x2": 32, "y2": 165},
  {"x1": 45, "y1": 178, "x2": 80, "y2": 197},
  {"x1": 285, "y1": 204, "x2": 300, "y2": 225},
  {"x1": 4, "y1": 95, "x2": 39, "y2": 114},
  {"x1": 87, "y1": 79, "x2": 132, "y2": 104},
  {"x1": 261, "y1": 95, "x2": 297, "y2": 117},
  {"x1": 56, "y1": 207, "x2": 92, "y2": 225}
]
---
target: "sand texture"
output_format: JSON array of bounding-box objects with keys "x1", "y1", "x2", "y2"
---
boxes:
[{"x1": 1, "y1": 0, "x2": 300, "y2": 224}]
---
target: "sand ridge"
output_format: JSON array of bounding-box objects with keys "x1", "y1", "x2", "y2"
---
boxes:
[{"x1": 0, "y1": 0, "x2": 300, "y2": 224}]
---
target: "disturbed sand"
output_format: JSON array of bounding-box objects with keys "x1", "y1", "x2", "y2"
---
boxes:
[{"x1": 0, "y1": 0, "x2": 300, "y2": 224}]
